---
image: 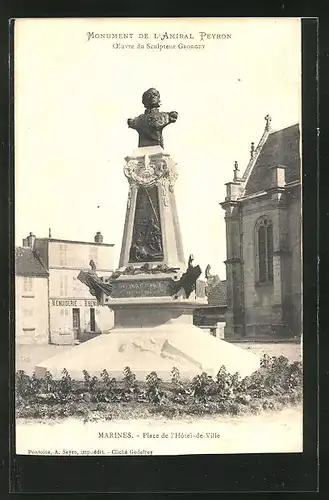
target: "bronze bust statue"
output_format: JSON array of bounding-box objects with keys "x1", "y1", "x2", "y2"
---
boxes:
[{"x1": 127, "y1": 88, "x2": 178, "y2": 148}]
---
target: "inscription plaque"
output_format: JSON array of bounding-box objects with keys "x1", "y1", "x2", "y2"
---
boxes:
[{"x1": 111, "y1": 278, "x2": 175, "y2": 298}]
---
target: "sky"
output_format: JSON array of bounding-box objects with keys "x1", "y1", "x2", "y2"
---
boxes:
[{"x1": 14, "y1": 18, "x2": 301, "y2": 278}]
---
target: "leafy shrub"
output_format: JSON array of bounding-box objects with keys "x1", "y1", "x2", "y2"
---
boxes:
[
  {"x1": 16, "y1": 370, "x2": 43, "y2": 397},
  {"x1": 43, "y1": 370, "x2": 56, "y2": 393},
  {"x1": 15, "y1": 355, "x2": 303, "y2": 420},
  {"x1": 83, "y1": 370, "x2": 97, "y2": 392},
  {"x1": 171, "y1": 366, "x2": 180, "y2": 385},
  {"x1": 58, "y1": 369, "x2": 73, "y2": 400},
  {"x1": 215, "y1": 366, "x2": 237, "y2": 400},
  {"x1": 145, "y1": 371, "x2": 163, "y2": 403},
  {"x1": 242, "y1": 355, "x2": 303, "y2": 399},
  {"x1": 170, "y1": 367, "x2": 191, "y2": 403},
  {"x1": 191, "y1": 372, "x2": 218, "y2": 401},
  {"x1": 98, "y1": 369, "x2": 117, "y2": 402},
  {"x1": 260, "y1": 353, "x2": 271, "y2": 369}
]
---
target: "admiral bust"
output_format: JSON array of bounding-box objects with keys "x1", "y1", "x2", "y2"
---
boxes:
[{"x1": 127, "y1": 88, "x2": 178, "y2": 148}]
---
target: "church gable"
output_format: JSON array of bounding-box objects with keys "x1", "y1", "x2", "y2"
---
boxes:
[{"x1": 244, "y1": 124, "x2": 300, "y2": 196}]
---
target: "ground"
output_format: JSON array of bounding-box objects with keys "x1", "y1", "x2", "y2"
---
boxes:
[{"x1": 15, "y1": 340, "x2": 302, "y2": 375}]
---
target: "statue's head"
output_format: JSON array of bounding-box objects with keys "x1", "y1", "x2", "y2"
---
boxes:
[{"x1": 142, "y1": 88, "x2": 161, "y2": 110}]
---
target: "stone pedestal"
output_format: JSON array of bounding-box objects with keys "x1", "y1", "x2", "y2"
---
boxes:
[
  {"x1": 35, "y1": 297, "x2": 259, "y2": 381},
  {"x1": 118, "y1": 146, "x2": 185, "y2": 270},
  {"x1": 36, "y1": 146, "x2": 260, "y2": 380}
]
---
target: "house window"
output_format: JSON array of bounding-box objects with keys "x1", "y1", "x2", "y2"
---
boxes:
[
  {"x1": 23, "y1": 277, "x2": 33, "y2": 292},
  {"x1": 59, "y1": 275, "x2": 68, "y2": 297},
  {"x1": 256, "y1": 217, "x2": 273, "y2": 284},
  {"x1": 22, "y1": 308, "x2": 34, "y2": 331},
  {"x1": 59, "y1": 244, "x2": 68, "y2": 266},
  {"x1": 90, "y1": 308, "x2": 96, "y2": 332}
]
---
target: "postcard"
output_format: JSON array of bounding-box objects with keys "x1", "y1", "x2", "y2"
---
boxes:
[{"x1": 14, "y1": 17, "x2": 303, "y2": 457}]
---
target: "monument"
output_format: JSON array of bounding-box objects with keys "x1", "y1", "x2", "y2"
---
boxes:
[{"x1": 35, "y1": 88, "x2": 260, "y2": 380}]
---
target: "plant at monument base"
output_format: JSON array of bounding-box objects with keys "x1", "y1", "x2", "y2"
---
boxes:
[
  {"x1": 215, "y1": 366, "x2": 236, "y2": 400},
  {"x1": 284, "y1": 361, "x2": 303, "y2": 391},
  {"x1": 16, "y1": 370, "x2": 33, "y2": 397},
  {"x1": 57, "y1": 368, "x2": 73, "y2": 401},
  {"x1": 15, "y1": 355, "x2": 303, "y2": 420},
  {"x1": 82, "y1": 369, "x2": 102, "y2": 402},
  {"x1": 190, "y1": 372, "x2": 218, "y2": 401},
  {"x1": 99, "y1": 369, "x2": 117, "y2": 401},
  {"x1": 170, "y1": 366, "x2": 190, "y2": 403},
  {"x1": 83, "y1": 369, "x2": 97, "y2": 391},
  {"x1": 89, "y1": 369, "x2": 119, "y2": 403},
  {"x1": 123, "y1": 366, "x2": 137, "y2": 386},
  {"x1": 260, "y1": 354, "x2": 272, "y2": 369},
  {"x1": 171, "y1": 366, "x2": 180, "y2": 385},
  {"x1": 16, "y1": 370, "x2": 44, "y2": 397},
  {"x1": 121, "y1": 366, "x2": 138, "y2": 401},
  {"x1": 43, "y1": 370, "x2": 55, "y2": 394},
  {"x1": 240, "y1": 355, "x2": 303, "y2": 401},
  {"x1": 145, "y1": 371, "x2": 164, "y2": 403}
]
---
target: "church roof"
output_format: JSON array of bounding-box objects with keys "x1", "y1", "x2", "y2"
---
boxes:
[
  {"x1": 244, "y1": 124, "x2": 300, "y2": 196},
  {"x1": 15, "y1": 247, "x2": 49, "y2": 277}
]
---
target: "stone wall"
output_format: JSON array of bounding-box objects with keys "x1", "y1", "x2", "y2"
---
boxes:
[
  {"x1": 238, "y1": 190, "x2": 302, "y2": 337},
  {"x1": 288, "y1": 191, "x2": 302, "y2": 334},
  {"x1": 241, "y1": 196, "x2": 279, "y2": 336},
  {"x1": 221, "y1": 198, "x2": 244, "y2": 337}
]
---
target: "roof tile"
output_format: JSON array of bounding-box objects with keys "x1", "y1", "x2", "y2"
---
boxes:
[
  {"x1": 244, "y1": 124, "x2": 300, "y2": 195},
  {"x1": 15, "y1": 247, "x2": 48, "y2": 277}
]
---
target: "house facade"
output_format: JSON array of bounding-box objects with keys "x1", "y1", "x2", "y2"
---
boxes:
[
  {"x1": 15, "y1": 245, "x2": 49, "y2": 344},
  {"x1": 221, "y1": 116, "x2": 302, "y2": 338},
  {"x1": 16, "y1": 231, "x2": 115, "y2": 345}
]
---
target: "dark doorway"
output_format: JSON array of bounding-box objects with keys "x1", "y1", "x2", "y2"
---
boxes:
[
  {"x1": 90, "y1": 308, "x2": 96, "y2": 332},
  {"x1": 72, "y1": 308, "x2": 81, "y2": 340}
]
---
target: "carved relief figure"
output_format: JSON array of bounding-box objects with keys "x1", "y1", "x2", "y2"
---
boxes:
[
  {"x1": 127, "y1": 88, "x2": 178, "y2": 148},
  {"x1": 146, "y1": 217, "x2": 163, "y2": 253},
  {"x1": 129, "y1": 186, "x2": 164, "y2": 263}
]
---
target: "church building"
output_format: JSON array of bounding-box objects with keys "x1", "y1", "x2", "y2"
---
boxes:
[{"x1": 221, "y1": 116, "x2": 301, "y2": 338}]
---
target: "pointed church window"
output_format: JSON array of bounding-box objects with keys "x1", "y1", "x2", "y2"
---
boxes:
[
  {"x1": 258, "y1": 226, "x2": 267, "y2": 282},
  {"x1": 256, "y1": 217, "x2": 273, "y2": 284},
  {"x1": 267, "y1": 225, "x2": 273, "y2": 282}
]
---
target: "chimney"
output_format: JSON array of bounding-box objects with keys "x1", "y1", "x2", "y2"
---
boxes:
[
  {"x1": 94, "y1": 231, "x2": 103, "y2": 243},
  {"x1": 26, "y1": 232, "x2": 36, "y2": 248},
  {"x1": 270, "y1": 164, "x2": 286, "y2": 188}
]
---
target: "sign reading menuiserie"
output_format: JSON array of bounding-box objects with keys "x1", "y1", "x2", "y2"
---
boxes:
[{"x1": 50, "y1": 299, "x2": 101, "y2": 307}]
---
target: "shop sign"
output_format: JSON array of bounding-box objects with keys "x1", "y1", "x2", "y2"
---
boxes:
[{"x1": 50, "y1": 299, "x2": 102, "y2": 307}]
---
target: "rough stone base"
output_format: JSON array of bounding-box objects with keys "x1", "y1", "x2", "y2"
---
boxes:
[
  {"x1": 244, "y1": 323, "x2": 292, "y2": 338},
  {"x1": 35, "y1": 322, "x2": 261, "y2": 381}
]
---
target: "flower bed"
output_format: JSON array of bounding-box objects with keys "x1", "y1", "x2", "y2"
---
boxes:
[{"x1": 15, "y1": 355, "x2": 302, "y2": 421}]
